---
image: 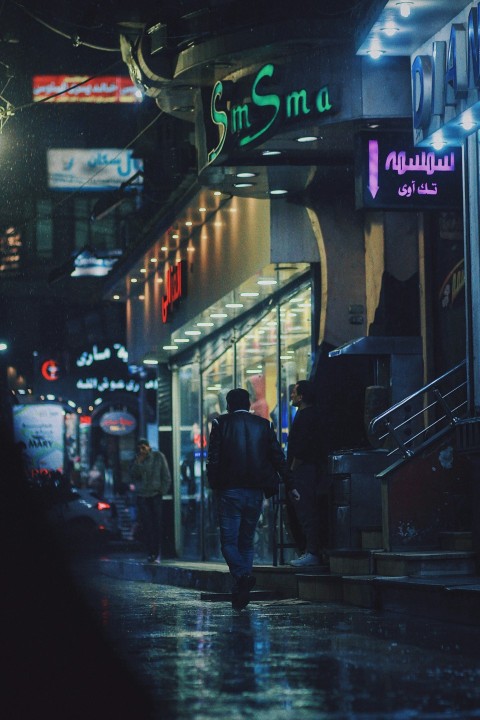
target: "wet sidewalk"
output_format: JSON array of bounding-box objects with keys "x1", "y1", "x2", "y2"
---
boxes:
[
  {"x1": 95, "y1": 548, "x2": 480, "y2": 627},
  {"x1": 71, "y1": 563, "x2": 480, "y2": 719}
]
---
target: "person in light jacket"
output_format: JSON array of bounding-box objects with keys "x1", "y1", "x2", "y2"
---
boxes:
[
  {"x1": 130, "y1": 439, "x2": 171, "y2": 564},
  {"x1": 207, "y1": 388, "x2": 299, "y2": 611}
]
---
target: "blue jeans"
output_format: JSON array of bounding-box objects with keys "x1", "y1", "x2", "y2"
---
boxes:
[{"x1": 216, "y1": 488, "x2": 264, "y2": 581}]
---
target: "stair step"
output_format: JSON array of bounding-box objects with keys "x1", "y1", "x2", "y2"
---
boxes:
[
  {"x1": 297, "y1": 574, "x2": 343, "y2": 602},
  {"x1": 439, "y1": 531, "x2": 473, "y2": 551},
  {"x1": 374, "y1": 551, "x2": 477, "y2": 577},
  {"x1": 329, "y1": 550, "x2": 380, "y2": 576},
  {"x1": 328, "y1": 549, "x2": 477, "y2": 577}
]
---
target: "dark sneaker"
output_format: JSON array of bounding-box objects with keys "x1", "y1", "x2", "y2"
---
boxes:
[{"x1": 232, "y1": 574, "x2": 256, "y2": 611}]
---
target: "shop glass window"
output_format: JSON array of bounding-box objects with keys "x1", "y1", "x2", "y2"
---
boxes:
[
  {"x1": 201, "y1": 348, "x2": 234, "y2": 561},
  {"x1": 279, "y1": 285, "x2": 313, "y2": 446},
  {"x1": 178, "y1": 363, "x2": 203, "y2": 559}
]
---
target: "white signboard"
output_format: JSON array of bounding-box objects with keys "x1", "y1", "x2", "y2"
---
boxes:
[
  {"x1": 47, "y1": 148, "x2": 143, "y2": 191},
  {"x1": 13, "y1": 404, "x2": 65, "y2": 475}
]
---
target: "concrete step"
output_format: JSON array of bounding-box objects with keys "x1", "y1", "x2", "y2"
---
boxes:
[
  {"x1": 374, "y1": 550, "x2": 477, "y2": 577},
  {"x1": 329, "y1": 550, "x2": 380, "y2": 576},
  {"x1": 298, "y1": 571, "x2": 480, "y2": 624},
  {"x1": 328, "y1": 549, "x2": 477, "y2": 577},
  {"x1": 373, "y1": 575, "x2": 480, "y2": 626},
  {"x1": 439, "y1": 531, "x2": 473, "y2": 551}
]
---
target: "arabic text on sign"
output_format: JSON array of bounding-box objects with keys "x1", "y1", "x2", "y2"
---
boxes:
[{"x1": 385, "y1": 150, "x2": 455, "y2": 175}]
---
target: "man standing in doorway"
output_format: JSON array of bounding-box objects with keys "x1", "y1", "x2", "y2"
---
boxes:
[
  {"x1": 207, "y1": 388, "x2": 299, "y2": 611},
  {"x1": 130, "y1": 439, "x2": 172, "y2": 564},
  {"x1": 287, "y1": 380, "x2": 328, "y2": 567}
]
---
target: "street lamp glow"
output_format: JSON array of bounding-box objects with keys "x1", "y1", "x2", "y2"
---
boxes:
[{"x1": 0, "y1": 342, "x2": 7, "y2": 351}]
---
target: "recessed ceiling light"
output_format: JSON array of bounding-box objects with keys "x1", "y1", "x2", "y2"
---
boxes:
[
  {"x1": 185, "y1": 330, "x2": 201, "y2": 335},
  {"x1": 236, "y1": 172, "x2": 256, "y2": 178},
  {"x1": 173, "y1": 338, "x2": 190, "y2": 343},
  {"x1": 214, "y1": 191, "x2": 221, "y2": 196},
  {"x1": 240, "y1": 292, "x2": 260, "y2": 297},
  {"x1": 297, "y1": 136, "x2": 318, "y2": 143},
  {"x1": 131, "y1": 277, "x2": 138, "y2": 283},
  {"x1": 185, "y1": 221, "x2": 192, "y2": 226},
  {"x1": 199, "y1": 207, "x2": 206, "y2": 212},
  {"x1": 150, "y1": 258, "x2": 157, "y2": 263},
  {"x1": 367, "y1": 46, "x2": 385, "y2": 59},
  {"x1": 257, "y1": 278, "x2": 277, "y2": 285},
  {"x1": 163, "y1": 345, "x2": 179, "y2": 350},
  {"x1": 396, "y1": 1, "x2": 413, "y2": 18},
  {"x1": 197, "y1": 322, "x2": 214, "y2": 327},
  {"x1": 161, "y1": 246, "x2": 168, "y2": 251},
  {"x1": 234, "y1": 183, "x2": 253, "y2": 188},
  {"x1": 113, "y1": 294, "x2": 120, "y2": 300},
  {"x1": 172, "y1": 233, "x2": 179, "y2": 239},
  {"x1": 269, "y1": 189, "x2": 288, "y2": 195},
  {"x1": 140, "y1": 268, "x2": 146, "y2": 273},
  {"x1": 262, "y1": 150, "x2": 281, "y2": 156},
  {"x1": 210, "y1": 313, "x2": 228, "y2": 318},
  {"x1": 381, "y1": 22, "x2": 399, "y2": 36},
  {"x1": 225, "y1": 303, "x2": 244, "y2": 308}
]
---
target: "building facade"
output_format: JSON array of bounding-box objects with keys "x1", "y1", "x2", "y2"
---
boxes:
[{"x1": 104, "y1": 1, "x2": 475, "y2": 559}]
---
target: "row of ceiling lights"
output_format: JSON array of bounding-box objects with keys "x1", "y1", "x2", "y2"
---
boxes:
[
  {"x1": 164, "y1": 291, "x2": 311, "y2": 352},
  {"x1": 366, "y1": 2, "x2": 415, "y2": 59}
]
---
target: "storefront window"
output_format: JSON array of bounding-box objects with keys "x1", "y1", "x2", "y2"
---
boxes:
[
  {"x1": 201, "y1": 348, "x2": 234, "y2": 560},
  {"x1": 178, "y1": 364, "x2": 203, "y2": 559},
  {"x1": 175, "y1": 275, "x2": 314, "y2": 564}
]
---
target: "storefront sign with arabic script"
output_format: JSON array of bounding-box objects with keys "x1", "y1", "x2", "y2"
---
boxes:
[{"x1": 355, "y1": 133, "x2": 462, "y2": 210}]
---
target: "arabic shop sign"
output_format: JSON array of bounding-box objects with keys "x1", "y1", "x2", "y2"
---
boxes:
[
  {"x1": 162, "y1": 260, "x2": 187, "y2": 323},
  {"x1": 75, "y1": 343, "x2": 143, "y2": 394},
  {"x1": 355, "y1": 134, "x2": 462, "y2": 210},
  {"x1": 47, "y1": 149, "x2": 144, "y2": 191},
  {"x1": 207, "y1": 63, "x2": 334, "y2": 163},
  {"x1": 412, "y1": 3, "x2": 480, "y2": 146},
  {"x1": 100, "y1": 411, "x2": 137, "y2": 436},
  {"x1": 33, "y1": 75, "x2": 141, "y2": 104}
]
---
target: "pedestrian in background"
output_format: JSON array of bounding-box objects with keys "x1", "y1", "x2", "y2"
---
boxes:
[
  {"x1": 130, "y1": 439, "x2": 172, "y2": 564},
  {"x1": 207, "y1": 387, "x2": 299, "y2": 611},
  {"x1": 287, "y1": 380, "x2": 328, "y2": 567}
]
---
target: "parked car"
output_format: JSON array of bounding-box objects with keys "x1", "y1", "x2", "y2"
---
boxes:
[{"x1": 29, "y1": 475, "x2": 119, "y2": 548}]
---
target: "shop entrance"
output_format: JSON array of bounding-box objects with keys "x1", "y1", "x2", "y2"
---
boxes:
[{"x1": 175, "y1": 282, "x2": 313, "y2": 562}]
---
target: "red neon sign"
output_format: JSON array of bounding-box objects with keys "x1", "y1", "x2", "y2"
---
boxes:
[
  {"x1": 41, "y1": 359, "x2": 60, "y2": 381},
  {"x1": 162, "y1": 261, "x2": 187, "y2": 323}
]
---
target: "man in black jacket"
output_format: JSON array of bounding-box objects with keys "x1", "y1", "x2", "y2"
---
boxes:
[
  {"x1": 207, "y1": 387, "x2": 299, "y2": 610},
  {"x1": 287, "y1": 380, "x2": 328, "y2": 567}
]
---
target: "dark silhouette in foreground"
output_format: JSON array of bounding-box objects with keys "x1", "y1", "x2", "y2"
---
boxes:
[{"x1": 1, "y1": 430, "x2": 156, "y2": 719}]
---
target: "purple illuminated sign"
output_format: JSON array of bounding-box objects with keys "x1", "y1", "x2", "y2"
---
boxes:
[{"x1": 355, "y1": 134, "x2": 462, "y2": 210}]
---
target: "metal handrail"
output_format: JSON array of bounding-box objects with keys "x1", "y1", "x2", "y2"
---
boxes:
[{"x1": 368, "y1": 360, "x2": 468, "y2": 458}]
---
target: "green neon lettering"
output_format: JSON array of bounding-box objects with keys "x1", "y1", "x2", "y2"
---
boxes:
[
  {"x1": 316, "y1": 85, "x2": 332, "y2": 113},
  {"x1": 285, "y1": 89, "x2": 310, "y2": 118},
  {"x1": 208, "y1": 81, "x2": 228, "y2": 163},
  {"x1": 231, "y1": 104, "x2": 251, "y2": 133},
  {"x1": 240, "y1": 64, "x2": 280, "y2": 147}
]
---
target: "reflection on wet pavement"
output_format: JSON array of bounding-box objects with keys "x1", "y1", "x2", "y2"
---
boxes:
[{"x1": 73, "y1": 565, "x2": 480, "y2": 720}]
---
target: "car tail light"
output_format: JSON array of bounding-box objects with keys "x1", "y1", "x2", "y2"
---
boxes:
[{"x1": 96, "y1": 501, "x2": 111, "y2": 511}]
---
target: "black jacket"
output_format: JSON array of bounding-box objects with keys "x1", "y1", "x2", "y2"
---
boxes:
[
  {"x1": 206, "y1": 410, "x2": 292, "y2": 497},
  {"x1": 286, "y1": 404, "x2": 327, "y2": 469}
]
